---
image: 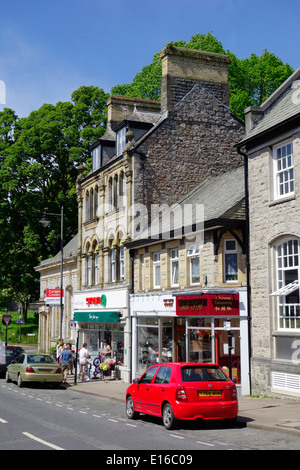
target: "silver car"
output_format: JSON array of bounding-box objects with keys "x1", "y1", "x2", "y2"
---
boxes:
[{"x1": 6, "y1": 352, "x2": 63, "y2": 387}]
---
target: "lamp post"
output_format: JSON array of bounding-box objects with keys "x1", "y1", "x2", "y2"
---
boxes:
[{"x1": 40, "y1": 206, "x2": 64, "y2": 340}]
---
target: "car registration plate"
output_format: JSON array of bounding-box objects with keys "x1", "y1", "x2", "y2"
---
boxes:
[
  {"x1": 38, "y1": 369, "x2": 52, "y2": 373},
  {"x1": 198, "y1": 390, "x2": 222, "y2": 397}
]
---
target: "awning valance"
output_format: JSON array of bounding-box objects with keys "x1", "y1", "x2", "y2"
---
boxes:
[{"x1": 74, "y1": 311, "x2": 120, "y2": 323}]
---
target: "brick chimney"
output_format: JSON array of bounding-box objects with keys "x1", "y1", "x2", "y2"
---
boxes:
[{"x1": 160, "y1": 44, "x2": 231, "y2": 113}]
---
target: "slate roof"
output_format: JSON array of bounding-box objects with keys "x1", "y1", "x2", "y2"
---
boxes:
[
  {"x1": 127, "y1": 166, "x2": 245, "y2": 244},
  {"x1": 239, "y1": 67, "x2": 300, "y2": 146}
]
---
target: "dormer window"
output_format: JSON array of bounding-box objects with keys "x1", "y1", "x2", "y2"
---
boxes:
[
  {"x1": 92, "y1": 145, "x2": 101, "y2": 172},
  {"x1": 117, "y1": 127, "x2": 126, "y2": 156}
]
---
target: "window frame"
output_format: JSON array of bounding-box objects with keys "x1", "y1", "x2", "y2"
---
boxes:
[
  {"x1": 187, "y1": 245, "x2": 200, "y2": 285},
  {"x1": 153, "y1": 252, "x2": 161, "y2": 289},
  {"x1": 223, "y1": 239, "x2": 238, "y2": 282},
  {"x1": 170, "y1": 248, "x2": 179, "y2": 287},
  {"x1": 273, "y1": 140, "x2": 294, "y2": 200},
  {"x1": 117, "y1": 127, "x2": 126, "y2": 157}
]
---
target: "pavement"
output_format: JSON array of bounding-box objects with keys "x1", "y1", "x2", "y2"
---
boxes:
[{"x1": 64, "y1": 374, "x2": 300, "y2": 437}]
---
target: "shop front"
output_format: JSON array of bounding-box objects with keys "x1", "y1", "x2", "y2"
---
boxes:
[
  {"x1": 73, "y1": 288, "x2": 130, "y2": 382},
  {"x1": 130, "y1": 288, "x2": 250, "y2": 395}
]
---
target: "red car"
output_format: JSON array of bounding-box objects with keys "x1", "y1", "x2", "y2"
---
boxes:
[{"x1": 126, "y1": 363, "x2": 238, "y2": 430}]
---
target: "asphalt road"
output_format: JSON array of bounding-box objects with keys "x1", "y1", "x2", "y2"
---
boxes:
[{"x1": 1, "y1": 378, "x2": 300, "y2": 452}]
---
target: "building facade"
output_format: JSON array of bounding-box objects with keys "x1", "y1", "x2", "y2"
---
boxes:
[
  {"x1": 36, "y1": 45, "x2": 245, "y2": 384},
  {"x1": 127, "y1": 167, "x2": 250, "y2": 395},
  {"x1": 237, "y1": 68, "x2": 300, "y2": 397}
]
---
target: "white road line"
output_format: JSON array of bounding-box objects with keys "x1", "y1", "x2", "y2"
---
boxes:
[
  {"x1": 0, "y1": 418, "x2": 7, "y2": 424},
  {"x1": 92, "y1": 414, "x2": 102, "y2": 418},
  {"x1": 108, "y1": 418, "x2": 118, "y2": 422},
  {"x1": 22, "y1": 432, "x2": 64, "y2": 450},
  {"x1": 67, "y1": 407, "x2": 74, "y2": 411},
  {"x1": 170, "y1": 434, "x2": 184, "y2": 439},
  {"x1": 126, "y1": 423, "x2": 137, "y2": 428},
  {"x1": 196, "y1": 441, "x2": 215, "y2": 447},
  {"x1": 79, "y1": 411, "x2": 87, "y2": 414}
]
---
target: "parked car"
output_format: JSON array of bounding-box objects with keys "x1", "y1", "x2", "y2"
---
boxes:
[
  {"x1": 126, "y1": 362, "x2": 238, "y2": 430},
  {"x1": 5, "y1": 352, "x2": 63, "y2": 387},
  {"x1": 0, "y1": 346, "x2": 25, "y2": 377}
]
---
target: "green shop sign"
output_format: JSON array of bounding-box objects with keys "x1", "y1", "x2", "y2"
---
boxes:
[{"x1": 74, "y1": 311, "x2": 120, "y2": 323}]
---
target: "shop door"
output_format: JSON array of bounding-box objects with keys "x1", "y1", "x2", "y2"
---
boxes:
[{"x1": 174, "y1": 327, "x2": 186, "y2": 362}]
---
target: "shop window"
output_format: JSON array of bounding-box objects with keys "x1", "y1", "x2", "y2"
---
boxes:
[
  {"x1": 273, "y1": 141, "x2": 294, "y2": 200},
  {"x1": 187, "y1": 245, "x2": 200, "y2": 285},
  {"x1": 224, "y1": 239, "x2": 238, "y2": 282},
  {"x1": 137, "y1": 317, "x2": 159, "y2": 374},
  {"x1": 271, "y1": 239, "x2": 300, "y2": 330},
  {"x1": 153, "y1": 252, "x2": 161, "y2": 288},
  {"x1": 170, "y1": 249, "x2": 179, "y2": 286}
]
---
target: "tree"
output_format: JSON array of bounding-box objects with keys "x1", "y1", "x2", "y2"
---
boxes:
[
  {"x1": 111, "y1": 32, "x2": 294, "y2": 121},
  {"x1": 0, "y1": 86, "x2": 109, "y2": 317}
]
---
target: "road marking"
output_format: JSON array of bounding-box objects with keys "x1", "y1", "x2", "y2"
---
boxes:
[
  {"x1": 170, "y1": 434, "x2": 184, "y2": 439},
  {"x1": 79, "y1": 411, "x2": 87, "y2": 414},
  {"x1": 22, "y1": 432, "x2": 64, "y2": 450},
  {"x1": 67, "y1": 407, "x2": 74, "y2": 411},
  {"x1": 108, "y1": 418, "x2": 118, "y2": 422},
  {"x1": 0, "y1": 418, "x2": 7, "y2": 424},
  {"x1": 196, "y1": 441, "x2": 215, "y2": 447},
  {"x1": 126, "y1": 423, "x2": 137, "y2": 428},
  {"x1": 92, "y1": 414, "x2": 102, "y2": 418}
]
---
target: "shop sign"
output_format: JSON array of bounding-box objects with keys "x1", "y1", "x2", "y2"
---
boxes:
[
  {"x1": 86, "y1": 295, "x2": 106, "y2": 306},
  {"x1": 45, "y1": 289, "x2": 64, "y2": 306},
  {"x1": 176, "y1": 293, "x2": 239, "y2": 316}
]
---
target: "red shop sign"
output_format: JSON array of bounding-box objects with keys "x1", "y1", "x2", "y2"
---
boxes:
[{"x1": 176, "y1": 293, "x2": 239, "y2": 316}]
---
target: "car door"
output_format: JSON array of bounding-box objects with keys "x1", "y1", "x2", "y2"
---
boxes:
[
  {"x1": 150, "y1": 365, "x2": 172, "y2": 416},
  {"x1": 134, "y1": 365, "x2": 159, "y2": 414},
  {"x1": 9, "y1": 353, "x2": 25, "y2": 379}
]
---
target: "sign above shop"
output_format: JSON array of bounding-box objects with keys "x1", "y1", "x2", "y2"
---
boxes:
[
  {"x1": 45, "y1": 288, "x2": 64, "y2": 306},
  {"x1": 176, "y1": 293, "x2": 239, "y2": 316},
  {"x1": 86, "y1": 295, "x2": 106, "y2": 306},
  {"x1": 74, "y1": 311, "x2": 120, "y2": 323}
]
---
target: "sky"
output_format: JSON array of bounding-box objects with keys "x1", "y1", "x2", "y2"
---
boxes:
[{"x1": 1, "y1": 0, "x2": 300, "y2": 118}]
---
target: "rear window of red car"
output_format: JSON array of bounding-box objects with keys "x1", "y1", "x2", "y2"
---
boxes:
[{"x1": 181, "y1": 366, "x2": 229, "y2": 382}]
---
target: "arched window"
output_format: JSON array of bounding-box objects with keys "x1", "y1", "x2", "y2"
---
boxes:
[{"x1": 85, "y1": 190, "x2": 90, "y2": 221}]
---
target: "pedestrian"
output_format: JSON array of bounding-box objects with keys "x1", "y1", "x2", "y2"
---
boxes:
[
  {"x1": 103, "y1": 340, "x2": 111, "y2": 357},
  {"x1": 56, "y1": 339, "x2": 64, "y2": 362},
  {"x1": 59, "y1": 343, "x2": 73, "y2": 383},
  {"x1": 79, "y1": 342, "x2": 90, "y2": 382}
]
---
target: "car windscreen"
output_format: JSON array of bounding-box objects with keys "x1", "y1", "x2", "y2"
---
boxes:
[
  {"x1": 27, "y1": 355, "x2": 56, "y2": 364},
  {"x1": 181, "y1": 366, "x2": 230, "y2": 382}
]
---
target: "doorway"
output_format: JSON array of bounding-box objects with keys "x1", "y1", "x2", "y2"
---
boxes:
[{"x1": 174, "y1": 326, "x2": 186, "y2": 362}]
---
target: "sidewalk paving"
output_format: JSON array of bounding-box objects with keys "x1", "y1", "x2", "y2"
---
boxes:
[{"x1": 64, "y1": 375, "x2": 300, "y2": 437}]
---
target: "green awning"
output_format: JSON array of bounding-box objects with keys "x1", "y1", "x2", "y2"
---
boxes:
[{"x1": 74, "y1": 311, "x2": 120, "y2": 323}]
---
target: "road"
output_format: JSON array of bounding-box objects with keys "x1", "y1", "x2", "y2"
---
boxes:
[{"x1": 1, "y1": 378, "x2": 300, "y2": 452}]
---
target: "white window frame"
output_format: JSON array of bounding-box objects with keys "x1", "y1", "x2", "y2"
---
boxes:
[
  {"x1": 119, "y1": 246, "x2": 125, "y2": 280},
  {"x1": 92, "y1": 145, "x2": 101, "y2": 172},
  {"x1": 86, "y1": 254, "x2": 92, "y2": 286},
  {"x1": 170, "y1": 248, "x2": 179, "y2": 287},
  {"x1": 187, "y1": 245, "x2": 200, "y2": 285},
  {"x1": 273, "y1": 140, "x2": 294, "y2": 200},
  {"x1": 94, "y1": 252, "x2": 99, "y2": 285},
  {"x1": 153, "y1": 252, "x2": 161, "y2": 288},
  {"x1": 224, "y1": 239, "x2": 238, "y2": 282},
  {"x1": 117, "y1": 127, "x2": 126, "y2": 156},
  {"x1": 272, "y1": 239, "x2": 300, "y2": 330},
  {"x1": 110, "y1": 248, "x2": 116, "y2": 283}
]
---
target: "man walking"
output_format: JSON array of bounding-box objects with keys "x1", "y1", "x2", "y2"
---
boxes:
[
  {"x1": 79, "y1": 342, "x2": 90, "y2": 382},
  {"x1": 59, "y1": 343, "x2": 73, "y2": 383}
]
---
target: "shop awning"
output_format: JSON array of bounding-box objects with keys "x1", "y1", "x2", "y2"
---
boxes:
[{"x1": 74, "y1": 311, "x2": 120, "y2": 323}]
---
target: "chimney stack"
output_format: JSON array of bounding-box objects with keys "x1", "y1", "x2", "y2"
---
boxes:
[{"x1": 160, "y1": 44, "x2": 231, "y2": 113}]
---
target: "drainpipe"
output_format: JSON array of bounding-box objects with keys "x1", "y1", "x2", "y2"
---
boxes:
[{"x1": 237, "y1": 146, "x2": 252, "y2": 396}]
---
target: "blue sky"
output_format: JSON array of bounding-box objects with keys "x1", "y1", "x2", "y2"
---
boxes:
[{"x1": 1, "y1": 0, "x2": 300, "y2": 118}]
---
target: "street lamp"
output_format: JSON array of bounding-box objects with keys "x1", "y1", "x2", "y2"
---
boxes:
[{"x1": 40, "y1": 206, "x2": 64, "y2": 340}]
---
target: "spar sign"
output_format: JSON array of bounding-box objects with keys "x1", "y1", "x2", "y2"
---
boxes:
[{"x1": 46, "y1": 289, "x2": 64, "y2": 307}]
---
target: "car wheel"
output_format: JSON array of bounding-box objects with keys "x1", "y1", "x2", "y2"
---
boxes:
[
  {"x1": 126, "y1": 395, "x2": 139, "y2": 420},
  {"x1": 162, "y1": 403, "x2": 176, "y2": 430},
  {"x1": 17, "y1": 374, "x2": 23, "y2": 388},
  {"x1": 5, "y1": 370, "x2": 10, "y2": 383}
]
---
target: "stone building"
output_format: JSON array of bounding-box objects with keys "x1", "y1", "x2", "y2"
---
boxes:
[
  {"x1": 126, "y1": 166, "x2": 250, "y2": 395},
  {"x1": 36, "y1": 45, "x2": 245, "y2": 383},
  {"x1": 237, "y1": 68, "x2": 300, "y2": 397}
]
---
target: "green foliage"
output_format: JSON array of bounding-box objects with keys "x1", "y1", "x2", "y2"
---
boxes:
[
  {"x1": 112, "y1": 32, "x2": 294, "y2": 121},
  {"x1": 0, "y1": 309, "x2": 38, "y2": 345}
]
